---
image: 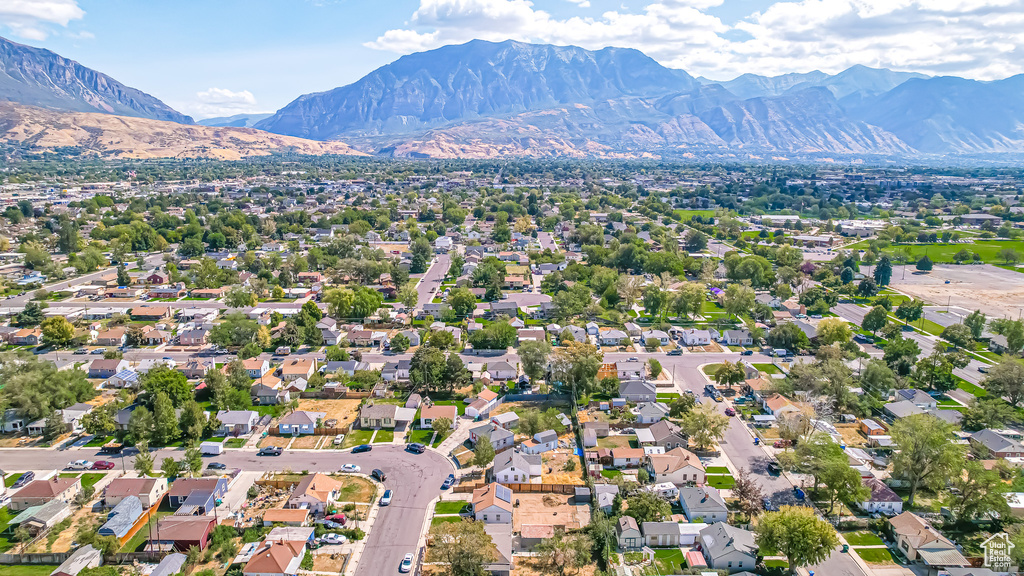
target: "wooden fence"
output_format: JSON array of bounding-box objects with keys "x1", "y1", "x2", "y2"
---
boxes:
[
  {"x1": 116, "y1": 493, "x2": 168, "y2": 548},
  {"x1": 453, "y1": 482, "x2": 579, "y2": 495}
]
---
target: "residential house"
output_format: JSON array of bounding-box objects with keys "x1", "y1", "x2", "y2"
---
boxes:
[
  {"x1": 642, "y1": 330, "x2": 670, "y2": 347},
  {"x1": 99, "y1": 496, "x2": 144, "y2": 539},
  {"x1": 643, "y1": 522, "x2": 696, "y2": 548},
  {"x1": 166, "y1": 478, "x2": 228, "y2": 510},
  {"x1": 615, "y1": 361, "x2": 645, "y2": 380},
  {"x1": 645, "y1": 420, "x2": 689, "y2": 451},
  {"x1": 286, "y1": 473, "x2": 343, "y2": 514},
  {"x1": 678, "y1": 487, "x2": 728, "y2": 523},
  {"x1": 89, "y1": 358, "x2": 127, "y2": 379},
  {"x1": 612, "y1": 448, "x2": 645, "y2": 468},
  {"x1": 619, "y1": 380, "x2": 656, "y2": 402},
  {"x1": 281, "y1": 359, "x2": 315, "y2": 382},
  {"x1": 10, "y1": 477, "x2": 81, "y2": 511},
  {"x1": 884, "y1": 400, "x2": 925, "y2": 419},
  {"x1": 179, "y1": 328, "x2": 209, "y2": 346},
  {"x1": 859, "y1": 477, "x2": 904, "y2": 516},
  {"x1": 599, "y1": 329, "x2": 628, "y2": 346},
  {"x1": 251, "y1": 383, "x2": 289, "y2": 406},
  {"x1": 11, "y1": 327, "x2": 42, "y2": 346},
  {"x1": 95, "y1": 327, "x2": 127, "y2": 347},
  {"x1": 466, "y1": 389, "x2": 501, "y2": 418},
  {"x1": 103, "y1": 477, "x2": 168, "y2": 508},
  {"x1": 420, "y1": 404, "x2": 458, "y2": 429},
  {"x1": 50, "y1": 545, "x2": 102, "y2": 576},
  {"x1": 278, "y1": 411, "x2": 325, "y2": 436},
  {"x1": 131, "y1": 306, "x2": 171, "y2": 321},
  {"x1": 521, "y1": 430, "x2": 558, "y2": 455},
  {"x1": 179, "y1": 359, "x2": 215, "y2": 379},
  {"x1": 20, "y1": 499, "x2": 71, "y2": 536},
  {"x1": 762, "y1": 394, "x2": 801, "y2": 417},
  {"x1": 889, "y1": 511, "x2": 969, "y2": 568},
  {"x1": 154, "y1": 515, "x2": 217, "y2": 551},
  {"x1": 472, "y1": 483, "x2": 513, "y2": 524},
  {"x1": 243, "y1": 359, "x2": 271, "y2": 379},
  {"x1": 358, "y1": 403, "x2": 414, "y2": 429},
  {"x1": 490, "y1": 412, "x2": 520, "y2": 430},
  {"x1": 681, "y1": 329, "x2": 712, "y2": 346},
  {"x1": 469, "y1": 422, "x2": 514, "y2": 451},
  {"x1": 242, "y1": 540, "x2": 306, "y2": 576},
  {"x1": 635, "y1": 402, "x2": 669, "y2": 424},
  {"x1": 216, "y1": 410, "x2": 259, "y2": 436},
  {"x1": 191, "y1": 287, "x2": 227, "y2": 299},
  {"x1": 646, "y1": 447, "x2": 706, "y2": 485},
  {"x1": 106, "y1": 369, "x2": 140, "y2": 389},
  {"x1": 970, "y1": 429, "x2": 1024, "y2": 458},
  {"x1": 698, "y1": 523, "x2": 758, "y2": 573},
  {"x1": 624, "y1": 322, "x2": 642, "y2": 337},
  {"x1": 487, "y1": 362, "x2": 517, "y2": 380},
  {"x1": 895, "y1": 389, "x2": 938, "y2": 409},
  {"x1": 616, "y1": 516, "x2": 642, "y2": 550},
  {"x1": 722, "y1": 330, "x2": 753, "y2": 346},
  {"x1": 150, "y1": 553, "x2": 187, "y2": 576}
]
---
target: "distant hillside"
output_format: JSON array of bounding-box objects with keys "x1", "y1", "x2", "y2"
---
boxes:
[
  {"x1": 0, "y1": 36, "x2": 192, "y2": 123},
  {"x1": 0, "y1": 102, "x2": 364, "y2": 160},
  {"x1": 198, "y1": 113, "x2": 272, "y2": 128}
]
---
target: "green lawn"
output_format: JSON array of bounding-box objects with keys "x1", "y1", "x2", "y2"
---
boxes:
[
  {"x1": 706, "y1": 475, "x2": 736, "y2": 489},
  {"x1": 225, "y1": 438, "x2": 245, "y2": 449},
  {"x1": 434, "y1": 501, "x2": 468, "y2": 515},
  {"x1": 372, "y1": 430, "x2": 395, "y2": 443},
  {"x1": 0, "y1": 566, "x2": 63, "y2": 576},
  {"x1": 5, "y1": 473, "x2": 22, "y2": 487},
  {"x1": 673, "y1": 209, "x2": 716, "y2": 220},
  {"x1": 656, "y1": 393, "x2": 680, "y2": 401},
  {"x1": 430, "y1": 400, "x2": 467, "y2": 416},
  {"x1": 431, "y1": 516, "x2": 463, "y2": 527},
  {"x1": 600, "y1": 469, "x2": 622, "y2": 480},
  {"x1": 701, "y1": 364, "x2": 721, "y2": 375},
  {"x1": 957, "y1": 378, "x2": 988, "y2": 397},
  {"x1": 843, "y1": 531, "x2": 885, "y2": 546},
  {"x1": 855, "y1": 547, "x2": 897, "y2": 564},
  {"x1": 752, "y1": 363, "x2": 781, "y2": 375},
  {"x1": 120, "y1": 510, "x2": 171, "y2": 552},
  {"x1": 596, "y1": 436, "x2": 637, "y2": 449},
  {"x1": 705, "y1": 466, "x2": 730, "y2": 474},
  {"x1": 80, "y1": 473, "x2": 106, "y2": 490},
  {"x1": 648, "y1": 548, "x2": 685, "y2": 574},
  {"x1": 84, "y1": 435, "x2": 113, "y2": 447},
  {"x1": 342, "y1": 429, "x2": 374, "y2": 449},
  {"x1": 406, "y1": 429, "x2": 435, "y2": 445},
  {"x1": 871, "y1": 240, "x2": 1024, "y2": 264},
  {"x1": 0, "y1": 505, "x2": 17, "y2": 552}
]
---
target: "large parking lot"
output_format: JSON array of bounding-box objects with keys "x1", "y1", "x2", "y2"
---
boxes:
[{"x1": 883, "y1": 263, "x2": 1024, "y2": 318}]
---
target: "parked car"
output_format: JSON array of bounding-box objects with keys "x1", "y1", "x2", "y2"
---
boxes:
[
  {"x1": 326, "y1": 513, "x2": 347, "y2": 525},
  {"x1": 92, "y1": 461, "x2": 115, "y2": 470},
  {"x1": 206, "y1": 462, "x2": 227, "y2": 470},
  {"x1": 763, "y1": 498, "x2": 778, "y2": 512},
  {"x1": 66, "y1": 460, "x2": 92, "y2": 470},
  {"x1": 351, "y1": 444, "x2": 372, "y2": 454},
  {"x1": 90, "y1": 348, "x2": 106, "y2": 355},
  {"x1": 667, "y1": 348, "x2": 682, "y2": 356},
  {"x1": 400, "y1": 553, "x2": 414, "y2": 573},
  {"x1": 741, "y1": 350, "x2": 754, "y2": 356},
  {"x1": 766, "y1": 461, "x2": 782, "y2": 476},
  {"x1": 406, "y1": 443, "x2": 425, "y2": 454},
  {"x1": 74, "y1": 348, "x2": 87, "y2": 355},
  {"x1": 773, "y1": 439, "x2": 792, "y2": 448},
  {"x1": 258, "y1": 447, "x2": 283, "y2": 456},
  {"x1": 979, "y1": 365, "x2": 990, "y2": 373},
  {"x1": 371, "y1": 469, "x2": 387, "y2": 482},
  {"x1": 340, "y1": 464, "x2": 360, "y2": 473},
  {"x1": 322, "y1": 533, "x2": 347, "y2": 545},
  {"x1": 380, "y1": 489, "x2": 393, "y2": 506},
  {"x1": 724, "y1": 407, "x2": 736, "y2": 417},
  {"x1": 12, "y1": 471, "x2": 34, "y2": 488}
]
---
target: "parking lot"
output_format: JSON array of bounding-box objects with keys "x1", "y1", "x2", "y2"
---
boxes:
[{"x1": 882, "y1": 263, "x2": 1024, "y2": 319}]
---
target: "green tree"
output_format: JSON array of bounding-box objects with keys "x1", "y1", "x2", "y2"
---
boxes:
[
  {"x1": 178, "y1": 399, "x2": 206, "y2": 443},
  {"x1": 766, "y1": 322, "x2": 810, "y2": 352},
  {"x1": 940, "y1": 323, "x2": 974, "y2": 350},
  {"x1": 873, "y1": 256, "x2": 892, "y2": 286},
  {"x1": 983, "y1": 357, "x2": 1024, "y2": 406},
  {"x1": 134, "y1": 441, "x2": 154, "y2": 476},
  {"x1": 732, "y1": 468, "x2": 766, "y2": 518},
  {"x1": 150, "y1": 392, "x2": 180, "y2": 446},
  {"x1": 756, "y1": 506, "x2": 839, "y2": 573},
  {"x1": 962, "y1": 397, "x2": 1017, "y2": 431},
  {"x1": 161, "y1": 457, "x2": 181, "y2": 479},
  {"x1": 891, "y1": 414, "x2": 962, "y2": 507},
  {"x1": 816, "y1": 317, "x2": 852, "y2": 346},
  {"x1": 883, "y1": 334, "x2": 921, "y2": 376},
  {"x1": 116, "y1": 264, "x2": 131, "y2": 287},
  {"x1": 127, "y1": 405, "x2": 153, "y2": 445},
  {"x1": 430, "y1": 519, "x2": 491, "y2": 576},
  {"x1": 948, "y1": 459, "x2": 1010, "y2": 521},
  {"x1": 624, "y1": 490, "x2": 671, "y2": 524},
  {"x1": 722, "y1": 283, "x2": 755, "y2": 321},
  {"x1": 184, "y1": 447, "x2": 203, "y2": 477},
  {"x1": 861, "y1": 305, "x2": 888, "y2": 335},
  {"x1": 990, "y1": 318, "x2": 1024, "y2": 354},
  {"x1": 41, "y1": 316, "x2": 74, "y2": 347},
  {"x1": 534, "y1": 532, "x2": 593, "y2": 576},
  {"x1": 473, "y1": 439, "x2": 495, "y2": 467},
  {"x1": 963, "y1": 310, "x2": 987, "y2": 340},
  {"x1": 432, "y1": 417, "x2": 453, "y2": 436},
  {"x1": 519, "y1": 340, "x2": 551, "y2": 382},
  {"x1": 410, "y1": 237, "x2": 432, "y2": 274},
  {"x1": 389, "y1": 333, "x2": 410, "y2": 353},
  {"x1": 142, "y1": 366, "x2": 192, "y2": 407},
  {"x1": 43, "y1": 409, "x2": 65, "y2": 441},
  {"x1": 448, "y1": 287, "x2": 477, "y2": 317},
  {"x1": 549, "y1": 341, "x2": 603, "y2": 396},
  {"x1": 712, "y1": 360, "x2": 745, "y2": 389},
  {"x1": 915, "y1": 255, "x2": 933, "y2": 272},
  {"x1": 680, "y1": 405, "x2": 729, "y2": 450},
  {"x1": 912, "y1": 349, "x2": 969, "y2": 392},
  {"x1": 895, "y1": 299, "x2": 924, "y2": 325},
  {"x1": 818, "y1": 458, "x2": 870, "y2": 515}
]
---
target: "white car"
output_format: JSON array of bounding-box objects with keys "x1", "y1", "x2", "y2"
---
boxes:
[
  {"x1": 67, "y1": 460, "x2": 91, "y2": 470},
  {"x1": 322, "y1": 533, "x2": 348, "y2": 545},
  {"x1": 400, "y1": 553, "x2": 414, "y2": 573},
  {"x1": 340, "y1": 464, "x2": 360, "y2": 473}
]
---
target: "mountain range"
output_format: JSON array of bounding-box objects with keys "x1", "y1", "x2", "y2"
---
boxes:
[{"x1": 1, "y1": 35, "x2": 1023, "y2": 159}]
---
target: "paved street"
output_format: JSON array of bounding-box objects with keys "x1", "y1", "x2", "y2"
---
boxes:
[
  {"x1": 415, "y1": 253, "x2": 450, "y2": 309},
  {"x1": 0, "y1": 444, "x2": 453, "y2": 576}
]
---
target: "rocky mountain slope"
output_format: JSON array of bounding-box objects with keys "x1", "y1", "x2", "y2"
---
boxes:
[
  {"x1": 197, "y1": 113, "x2": 272, "y2": 128},
  {"x1": 0, "y1": 36, "x2": 192, "y2": 123},
  {"x1": 0, "y1": 103, "x2": 364, "y2": 160}
]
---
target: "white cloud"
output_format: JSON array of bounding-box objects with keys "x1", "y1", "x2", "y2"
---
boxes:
[
  {"x1": 366, "y1": 0, "x2": 1024, "y2": 81},
  {"x1": 189, "y1": 87, "x2": 267, "y2": 119},
  {"x1": 565, "y1": 0, "x2": 591, "y2": 7},
  {"x1": 0, "y1": 0, "x2": 85, "y2": 40}
]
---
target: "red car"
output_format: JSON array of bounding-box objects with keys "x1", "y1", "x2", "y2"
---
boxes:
[
  {"x1": 92, "y1": 461, "x2": 115, "y2": 470},
  {"x1": 724, "y1": 407, "x2": 736, "y2": 417},
  {"x1": 326, "y1": 513, "x2": 347, "y2": 525}
]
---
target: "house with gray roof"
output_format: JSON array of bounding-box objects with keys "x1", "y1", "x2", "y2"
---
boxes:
[
  {"x1": 895, "y1": 389, "x2": 937, "y2": 409},
  {"x1": 698, "y1": 522, "x2": 758, "y2": 572},
  {"x1": 884, "y1": 400, "x2": 925, "y2": 419},
  {"x1": 679, "y1": 487, "x2": 728, "y2": 523},
  {"x1": 150, "y1": 553, "x2": 187, "y2": 576},
  {"x1": 469, "y1": 422, "x2": 514, "y2": 451},
  {"x1": 636, "y1": 402, "x2": 669, "y2": 424},
  {"x1": 616, "y1": 516, "x2": 642, "y2": 550},
  {"x1": 492, "y1": 450, "x2": 542, "y2": 484},
  {"x1": 99, "y1": 496, "x2": 143, "y2": 539},
  {"x1": 50, "y1": 544, "x2": 102, "y2": 576},
  {"x1": 619, "y1": 379, "x2": 656, "y2": 402},
  {"x1": 971, "y1": 429, "x2": 1024, "y2": 458}
]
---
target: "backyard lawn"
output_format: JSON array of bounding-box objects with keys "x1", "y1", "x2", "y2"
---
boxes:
[
  {"x1": 120, "y1": 510, "x2": 171, "y2": 552},
  {"x1": 431, "y1": 400, "x2": 467, "y2": 416},
  {"x1": 843, "y1": 531, "x2": 885, "y2": 546},
  {"x1": 596, "y1": 436, "x2": 637, "y2": 449},
  {"x1": 1, "y1": 566, "x2": 62, "y2": 576},
  {"x1": 434, "y1": 501, "x2": 468, "y2": 515},
  {"x1": 0, "y1": 506, "x2": 16, "y2": 552},
  {"x1": 855, "y1": 548, "x2": 897, "y2": 564},
  {"x1": 647, "y1": 548, "x2": 685, "y2": 574}
]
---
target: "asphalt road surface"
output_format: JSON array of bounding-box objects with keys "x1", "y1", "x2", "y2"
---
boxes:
[
  {"x1": 0, "y1": 445, "x2": 453, "y2": 576},
  {"x1": 415, "y1": 253, "x2": 450, "y2": 309}
]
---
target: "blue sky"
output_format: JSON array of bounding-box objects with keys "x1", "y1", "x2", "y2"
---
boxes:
[{"x1": 0, "y1": 0, "x2": 1019, "y2": 119}]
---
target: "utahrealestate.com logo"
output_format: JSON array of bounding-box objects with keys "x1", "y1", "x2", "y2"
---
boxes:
[{"x1": 982, "y1": 532, "x2": 1015, "y2": 573}]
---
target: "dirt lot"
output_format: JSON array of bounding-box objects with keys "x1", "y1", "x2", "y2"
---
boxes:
[
  {"x1": 540, "y1": 450, "x2": 585, "y2": 485},
  {"x1": 258, "y1": 435, "x2": 291, "y2": 448},
  {"x1": 290, "y1": 435, "x2": 326, "y2": 449},
  {"x1": 28, "y1": 507, "x2": 102, "y2": 553},
  {"x1": 514, "y1": 557, "x2": 600, "y2": 576},
  {"x1": 313, "y1": 551, "x2": 349, "y2": 572},
  {"x1": 888, "y1": 263, "x2": 1024, "y2": 319},
  {"x1": 297, "y1": 399, "x2": 362, "y2": 429},
  {"x1": 835, "y1": 423, "x2": 868, "y2": 448},
  {"x1": 512, "y1": 493, "x2": 590, "y2": 532}
]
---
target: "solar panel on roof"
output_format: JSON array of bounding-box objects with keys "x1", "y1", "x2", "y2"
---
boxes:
[{"x1": 495, "y1": 484, "x2": 512, "y2": 503}]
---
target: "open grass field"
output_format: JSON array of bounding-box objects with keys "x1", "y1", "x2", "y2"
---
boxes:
[
  {"x1": 857, "y1": 240, "x2": 1024, "y2": 264},
  {"x1": 673, "y1": 209, "x2": 716, "y2": 220}
]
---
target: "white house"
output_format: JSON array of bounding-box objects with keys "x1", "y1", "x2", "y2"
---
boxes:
[
  {"x1": 642, "y1": 330, "x2": 670, "y2": 347},
  {"x1": 472, "y1": 483, "x2": 513, "y2": 524},
  {"x1": 493, "y1": 450, "x2": 542, "y2": 483},
  {"x1": 215, "y1": 410, "x2": 259, "y2": 436},
  {"x1": 859, "y1": 477, "x2": 904, "y2": 516},
  {"x1": 681, "y1": 329, "x2": 711, "y2": 346},
  {"x1": 599, "y1": 330, "x2": 628, "y2": 346},
  {"x1": 521, "y1": 430, "x2": 558, "y2": 455},
  {"x1": 278, "y1": 411, "x2": 325, "y2": 436}
]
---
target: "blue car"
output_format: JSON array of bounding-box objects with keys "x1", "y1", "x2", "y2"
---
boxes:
[{"x1": 441, "y1": 473, "x2": 455, "y2": 489}]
